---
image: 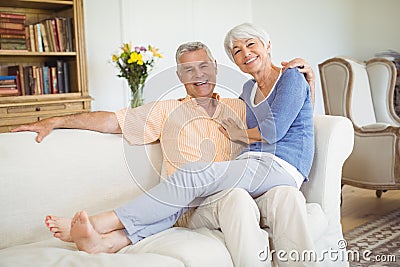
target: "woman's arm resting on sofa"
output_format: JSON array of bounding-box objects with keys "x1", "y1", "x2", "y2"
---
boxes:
[{"x1": 11, "y1": 111, "x2": 122, "y2": 143}]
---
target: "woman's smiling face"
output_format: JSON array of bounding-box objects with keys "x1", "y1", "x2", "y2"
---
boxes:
[{"x1": 231, "y1": 37, "x2": 270, "y2": 75}]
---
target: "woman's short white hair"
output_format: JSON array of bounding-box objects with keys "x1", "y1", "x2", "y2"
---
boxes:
[{"x1": 224, "y1": 23, "x2": 271, "y2": 62}]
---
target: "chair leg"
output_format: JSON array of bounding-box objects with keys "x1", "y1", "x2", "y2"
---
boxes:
[
  {"x1": 376, "y1": 190, "x2": 387, "y2": 198},
  {"x1": 340, "y1": 184, "x2": 344, "y2": 206}
]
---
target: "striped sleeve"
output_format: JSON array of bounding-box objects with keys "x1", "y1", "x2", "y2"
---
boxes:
[{"x1": 114, "y1": 102, "x2": 165, "y2": 145}]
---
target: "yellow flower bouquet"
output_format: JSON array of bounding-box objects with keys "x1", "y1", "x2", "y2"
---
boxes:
[{"x1": 112, "y1": 43, "x2": 162, "y2": 108}]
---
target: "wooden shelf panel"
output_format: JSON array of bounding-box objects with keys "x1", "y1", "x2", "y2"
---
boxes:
[
  {"x1": 0, "y1": 51, "x2": 76, "y2": 57},
  {"x1": 0, "y1": 0, "x2": 73, "y2": 11},
  {"x1": 0, "y1": 94, "x2": 92, "y2": 106}
]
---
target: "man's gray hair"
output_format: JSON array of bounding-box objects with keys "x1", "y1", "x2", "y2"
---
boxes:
[
  {"x1": 224, "y1": 23, "x2": 271, "y2": 62},
  {"x1": 175, "y1": 41, "x2": 215, "y2": 64}
]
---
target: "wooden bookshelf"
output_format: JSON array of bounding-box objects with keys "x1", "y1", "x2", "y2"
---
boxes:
[{"x1": 0, "y1": 0, "x2": 91, "y2": 133}]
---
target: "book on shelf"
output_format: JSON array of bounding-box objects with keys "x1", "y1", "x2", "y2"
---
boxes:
[
  {"x1": 24, "y1": 26, "x2": 30, "y2": 51},
  {"x1": 0, "y1": 75, "x2": 17, "y2": 81},
  {"x1": 65, "y1": 17, "x2": 73, "y2": 52},
  {"x1": 50, "y1": 19, "x2": 60, "y2": 52},
  {"x1": 0, "y1": 28, "x2": 25, "y2": 35},
  {"x1": 31, "y1": 65, "x2": 39, "y2": 95},
  {"x1": 0, "y1": 17, "x2": 26, "y2": 23},
  {"x1": 0, "y1": 13, "x2": 26, "y2": 21},
  {"x1": 0, "y1": 88, "x2": 19, "y2": 96},
  {"x1": 40, "y1": 22, "x2": 49, "y2": 52},
  {"x1": 56, "y1": 60, "x2": 64, "y2": 93},
  {"x1": 42, "y1": 66, "x2": 50, "y2": 94},
  {"x1": 0, "y1": 42, "x2": 26, "y2": 50},
  {"x1": 7, "y1": 65, "x2": 25, "y2": 96},
  {"x1": 55, "y1": 18, "x2": 63, "y2": 52},
  {"x1": 0, "y1": 83, "x2": 16, "y2": 87},
  {"x1": 28, "y1": 24, "x2": 35, "y2": 52},
  {"x1": 44, "y1": 20, "x2": 54, "y2": 52},
  {"x1": 0, "y1": 38, "x2": 26, "y2": 44},
  {"x1": 0, "y1": 12, "x2": 27, "y2": 51},
  {"x1": 23, "y1": 66, "x2": 31, "y2": 95},
  {"x1": 0, "y1": 22, "x2": 24, "y2": 30},
  {"x1": 0, "y1": 75, "x2": 19, "y2": 96},
  {"x1": 50, "y1": 66, "x2": 58, "y2": 94},
  {"x1": 63, "y1": 61, "x2": 70, "y2": 93},
  {"x1": 0, "y1": 34, "x2": 25, "y2": 39},
  {"x1": 36, "y1": 24, "x2": 43, "y2": 53}
]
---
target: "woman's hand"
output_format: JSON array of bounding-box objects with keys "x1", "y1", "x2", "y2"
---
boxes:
[
  {"x1": 219, "y1": 118, "x2": 264, "y2": 144},
  {"x1": 219, "y1": 118, "x2": 247, "y2": 143}
]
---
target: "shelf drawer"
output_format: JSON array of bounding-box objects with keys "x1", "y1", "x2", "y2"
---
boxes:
[{"x1": 4, "y1": 102, "x2": 84, "y2": 115}]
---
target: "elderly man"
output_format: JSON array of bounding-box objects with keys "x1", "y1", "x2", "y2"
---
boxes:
[{"x1": 13, "y1": 41, "x2": 315, "y2": 267}]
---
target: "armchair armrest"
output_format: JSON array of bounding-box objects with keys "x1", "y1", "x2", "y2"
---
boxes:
[
  {"x1": 301, "y1": 115, "x2": 354, "y2": 223},
  {"x1": 344, "y1": 125, "x2": 400, "y2": 186},
  {"x1": 360, "y1": 123, "x2": 391, "y2": 132}
]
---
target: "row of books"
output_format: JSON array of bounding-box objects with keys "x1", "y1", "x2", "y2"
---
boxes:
[
  {"x1": 0, "y1": 75, "x2": 19, "y2": 96},
  {"x1": 3, "y1": 60, "x2": 70, "y2": 97},
  {"x1": 0, "y1": 12, "x2": 74, "y2": 52},
  {"x1": 27, "y1": 17, "x2": 74, "y2": 53},
  {"x1": 0, "y1": 12, "x2": 27, "y2": 50}
]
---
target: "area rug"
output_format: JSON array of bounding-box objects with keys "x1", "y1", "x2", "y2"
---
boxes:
[{"x1": 344, "y1": 207, "x2": 400, "y2": 266}]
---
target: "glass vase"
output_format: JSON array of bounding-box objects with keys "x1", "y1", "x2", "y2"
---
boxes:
[{"x1": 129, "y1": 83, "x2": 144, "y2": 108}]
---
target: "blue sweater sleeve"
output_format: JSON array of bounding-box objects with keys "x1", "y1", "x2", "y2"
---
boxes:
[{"x1": 257, "y1": 68, "x2": 309, "y2": 144}]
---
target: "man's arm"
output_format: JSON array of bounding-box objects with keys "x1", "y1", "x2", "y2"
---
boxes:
[
  {"x1": 281, "y1": 58, "x2": 315, "y2": 108},
  {"x1": 11, "y1": 111, "x2": 122, "y2": 143}
]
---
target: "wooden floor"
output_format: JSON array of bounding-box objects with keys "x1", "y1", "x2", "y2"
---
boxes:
[{"x1": 340, "y1": 185, "x2": 400, "y2": 233}]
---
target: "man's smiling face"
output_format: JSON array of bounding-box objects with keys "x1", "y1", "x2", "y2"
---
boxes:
[{"x1": 177, "y1": 49, "x2": 217, "y2": 99}]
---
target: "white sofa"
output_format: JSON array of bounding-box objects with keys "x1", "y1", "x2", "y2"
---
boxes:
[{"x1": 0, "y1": 115, "x2": 353, "y2": 267}]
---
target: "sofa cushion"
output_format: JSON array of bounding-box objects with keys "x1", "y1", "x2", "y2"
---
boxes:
[
  {"x1": 0, "y1": 227, "x2": 232, "y2": 267},
  {"x1": 0, "y1": 239, "x2": 184, "y2": 267},
  {"x1": 123, "y1": 227, "x2": 233, "y2": 267}
]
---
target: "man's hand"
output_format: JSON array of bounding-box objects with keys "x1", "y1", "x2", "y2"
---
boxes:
[
  {"x1": 11, "y1": 111, "x2": 121, "y2": 143},
  {"x1": 281, "y1": 58, "x2": 315, "y2": 107},
  {"x1": 219, "y1": 118, "x2": 247, "y2": 144},
  {"x1": 11, "y1": 118, "x2": 56, "y2": 143}
]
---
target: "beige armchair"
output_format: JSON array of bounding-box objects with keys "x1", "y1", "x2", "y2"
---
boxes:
[{"x1": 319, "y1": 56, "x2": 400, "y2": 198}]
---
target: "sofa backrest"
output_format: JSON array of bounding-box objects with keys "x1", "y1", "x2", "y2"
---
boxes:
[{"x1": 0, "y1": 130, "x2": 163, "y2": 249}]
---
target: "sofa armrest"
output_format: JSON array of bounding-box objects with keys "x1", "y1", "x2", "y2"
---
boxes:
[{"x1": 301, "y1": 115, "x2": 354, "y2": 222}]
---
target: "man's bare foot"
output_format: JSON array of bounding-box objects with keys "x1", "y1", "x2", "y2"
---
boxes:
[
  {"x1": 45, "y1": 215, "x2": 72, "y2": 242},
  {"x1": 70, "y1": 210, "x2": 131, "y2": 254}
]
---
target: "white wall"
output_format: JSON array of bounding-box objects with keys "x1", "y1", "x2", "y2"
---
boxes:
[
  {"x1": 352, "y1": 0, "x2": 400, "y2": 60},
  {"x1": 84, "y1": 0, "x2": 400, "y2": 114},
  {"x1": 83, "y1": 0, "x2": 124, "y2": 111},
  {"x1": 84, "y1": 0, "x2": 252, "y2": 111},
  {"x1": 252, "y1": 0, "x2": 355, "y2": 114}
]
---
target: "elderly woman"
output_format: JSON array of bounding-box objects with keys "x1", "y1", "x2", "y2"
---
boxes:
[
  {"x1": 45, "y1": 25, "x2": 315, "y2": 266},
  {"x1": 221, "y1": 22, "x2": 316, "y2": 266}
]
